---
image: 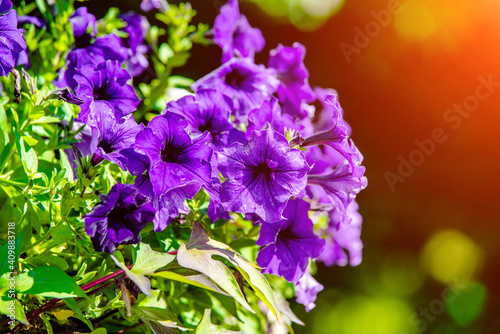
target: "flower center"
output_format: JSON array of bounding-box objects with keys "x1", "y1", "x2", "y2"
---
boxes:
[
  {"x1": 98, "y1": 139, "x2": 114, "y2": 154},
  {"x1": 107, "y1": 206, "x2": 128, "y2": 224},
  {"x1": 94, "y1": 82, "x2": 112, "y2": 100},
  {"x1": 74, "y1": 34, "x2": 93, "y2": 49},
  {"x1": 161, "y1": 140, "x2": 182, "y2": 163},
  {"x1": 278, "y1": 225, "x2": 295, "y2": 241},
  {"x1": 253, "y1": 162, "x2": 273, "y2": 178},
  {"x1": 225, "y1": 68, "x2": 246, "y2": 89}
]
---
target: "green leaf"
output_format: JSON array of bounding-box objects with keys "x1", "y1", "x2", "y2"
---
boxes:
[
  {"x1": 15, "y1": 132, "x2": 38, "y2": 176},
  {"x1": 0, "y1": 104, "x2": 10, "y2": 145},
  {"x1": 88, "y1": 329, "x2": 107, "y2": 334},
  {"x1": 29, "y1": 105, "x2": 45, "y2": 121},
  {"x1": 446, "y1": 282, "x2": 487, "y2": 326},
  {"x1": 49, "y1": 223, "x2": 74, "y2": 244},
  {"x1": 195, "y1": 309, "x2": 242, "y2": 334},
  {"x1": 23, "y1": 253, "x2": 69, "y2": 272},
  {"x1": 0, "y1": 298, "x2": 29, "y2": 325},
  {"x1": 134, "y1": 290, "x2": 189, "y2": 332},
  {"x1": 150, "y1": 271, "x2": 228, "y2": 295},
  {"x1": 158, "y1": 43, "x2": 174, "y2": 63},
  {"x1": 17, "y1": 266, "x2": 87, "y2": 299},
  {"x1": 0, "y1": 231, "x2": 22, "y2": 277},
  {"x1": 32, "y1": 116, "x2": 61, "y2": 124},
  {"x1": 64, "y1": 298, "x2": 94, "y2": 331},
  {"x1": 59, "y1": 149, "x2": 74, "y2": 182},
  {"x1": 111, "y1": 255, "x2": 152, "y2": 297},
  {"x1": 131, "y1": 243, "x2": 176, "y2": 275},
  {"x1": 149, "y1": 320, "x2": 185, "y2": 334},
  {"x1": 22, "y1": 135, "x2": 38, "y2": 146},
  {"x1": 179, "y1": 222, "x2": 280, "y2": 320},
  {"x1": 177, "y1": 243, "x2": 253, "y2": 314}
]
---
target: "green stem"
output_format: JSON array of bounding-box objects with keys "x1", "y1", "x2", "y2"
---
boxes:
[{"x1": 0, "y1": 178, "x2": 47, "y2": 190}]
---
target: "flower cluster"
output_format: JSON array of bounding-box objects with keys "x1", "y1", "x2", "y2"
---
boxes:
[
  {"x1": 68, "y1": 0, "x2": 364, "y2": 311},
  {"x1": 7, "y1": 0, "x2": 366, "y2": 317}
]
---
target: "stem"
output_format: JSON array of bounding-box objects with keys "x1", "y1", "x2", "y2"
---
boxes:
[
  {"x1": 118, "y1": 321, "x2": 145, "y2": 333},
  {"x1": 91, "y1": 309, "x2": 119, "y2": 324},
  {"x1": 81, "y1": 264, "x2": 132, "y2": 291},
  {"x1": 0, "y1": 179, "x2": 47, "y2": 190}
]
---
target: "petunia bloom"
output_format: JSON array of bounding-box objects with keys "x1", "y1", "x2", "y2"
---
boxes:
[
  {"x1": 166, "y1": 89, "x2": 235, "y2": 148},
  {"x1": 0, "y1": 0, "x2": 12, "y2": 13},
  {"x1": 84, "y1": 182, "x2": 155, "y2": 253},
  {"x1": 246, "y1": 98, "x2": 298, "y2": 141},
  {"x1": 312, "y1": 87, "x2": 351, "y2": 134},
  {"x1": 140, "y1": 0, "x2": 168, "y2": 12},
  {"x1": 268, "y1": 43, "x2": 315, "y2": 119},
  {"x1": 117, "y1": 147, "x2": 204, "y2": 231},
  {"x1": 256, "y1": 199, "x2": 325, "y2": 282},
  {"x1": 72, "y1": 60, "x2": 140, "y2": 121},
  {"x1": 301, "y1": 94, "x2": 364, "y2": 173},
  {"x1": 192, "y1": 57, "x2": 278, "y2": 120},
  {"x1": 307, "y1": 162, "x2": 367, "y2": 211},
  {"x1": 120, "y1": 12, "x2": 150, "y2": 77},
  {"x1": 213, "y1": 0, "x2": 265, "y2": 63},
  {"x1": 69, "y1": 7, "x2": 97, "y2": 41},
  {"x1": 318, "y1": 200, "x2": 363, "y2": 267},
  {"x1": 85, "y1": 101, "x2": 143, "y2": 166},
  {"x1": 295, "y1": 272, "x2": 324, "y2": 312},
  {"x1": 54, "y1": 7, "x2": 127, "y2": 88},
  {"x1": 0, "y1": 2, "x2": 27, "y2": 77},
  {"x1": 218, "y1": 128, "x2": 309, "y2": 223},
  {"x1": 152, "y1": 182, "x2": 201, "y2": 231},
  {"x1": 116, "y1": 148, "x2": 155, "y2": 199},
  {"x1": 135, "y1": 112, "x2": 213, "y2": 196}
]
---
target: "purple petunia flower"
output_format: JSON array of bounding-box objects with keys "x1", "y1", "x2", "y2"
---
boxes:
[
  {"x1": 116, "y1": 148, "x2": 155, "y2": 201},
  {"x1": 213, "y1": 0, "x2": 265, "y2": 63},
  {"x1": 268, "y1": 43, "x2": 315, "y2": 119},
  {"x1": 85, "y1": 101, "x2": 143, "y2": 166},
  {"x1": 301, "y1": 94, "x2": 364, "y2": 173},
  {"x1": 218, "y1": 128, "x2": 309, "y2": 223},
  {"x1": 72, "y1": 60, "x2": 140, "y2": 121},
  {"x1": 117, "y1": 147, "x2": 205, "y2": 231},
  {"x1": 295, "y1": 272, "x2": 324, "y2": 312},
  {"x1": 313, "y1": 87, "x2": 351, "y2": 134},
  {"x1": 135, "y1": 112, "x2": 213, "y2": 196},
  {"x1": 140, "y1": 0, "x2": 168, "y2": 12},
  {"x1": 54, "y1": 7, "x2": 127, "y2": 88},
  {"x1": 69, "y1": 7, "x2": 97, "y2": 40},
  {"x1": 0, "y1": 2, "x2": 27, "y2": 77},
  {"x1": 256, "y1": 199, "x2": 325, "y2": 282},
  {"x1": 18, "y1": 15, "x2": 44, "y2": 28},
  {"x1": 318, "y1": 200, "x2": 363, "y2": 267},
  {"x1": 152, "y1": 182, "x2": 200, "y2": 231},
  {"x1": 0, "y1": 0, "x2": 12, "y2": 13},
  {"x1": 246, "y1": 98, "x2": 299, "y2": 142},
  {"x1": 307, "y1": 161, "x2": 367, "y2": 211},
  {"x1": 192, "y1": 57, "x2": 278, "y2": 120},
  {"x1": 120, "y1": 12, "x2": 150, "y2": 77},
  {"x1": 84, "y1": 182, "x2": 155, "y2": 253},
  {"x1": 166, "y1": 89, "x2": 235, "y2": 148}
]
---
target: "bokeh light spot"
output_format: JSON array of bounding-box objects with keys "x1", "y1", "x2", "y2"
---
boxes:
[
  {"x1": 446, "y1": 281, "x2": 487, "y2": 326},
  {"x1": 379, "y1": 251, "x2": 424, "y2": 296},
  {"x1": 313, "y1": 295, "x2": 415, "y2": 334},
  {"x1": 421, "y1": 230, "x2": 483, "y2": 284},
  {"x1": 394, "y1": 1, "x2": 436, "y2": 42}
]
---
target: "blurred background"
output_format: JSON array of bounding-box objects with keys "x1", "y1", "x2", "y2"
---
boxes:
[{"x1": 93, "y1": 0, "x2": 500, "y2": 332}]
